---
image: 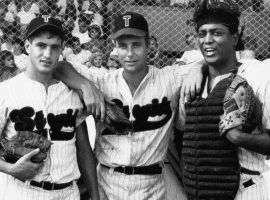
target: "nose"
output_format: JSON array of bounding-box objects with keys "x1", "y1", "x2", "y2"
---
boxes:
[
  {"x1": 43, "y1": 47, "x2": 51, "y2": 58},
  {"x1": 204, "y1": 33, "x2": 213, "y2": 44},
  {"x1": 127, "y1": 46, "x2": 134, "y2": 58}
]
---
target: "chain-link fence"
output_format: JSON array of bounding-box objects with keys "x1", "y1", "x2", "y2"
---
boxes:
[
  {"x1": 0, "y1": 0, "x2": 269, "y2": 81},
  {"x1": 0, "y1": 0, "x2": 269, "y2": 198}
]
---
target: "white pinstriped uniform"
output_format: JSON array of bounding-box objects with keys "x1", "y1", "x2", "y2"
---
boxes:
[
  {"x1": 76, "y1": 64, "x2": 189, "y2": 200},
  {"x1": 188, "y1": 59, "x2": 270, "y2": 200},
  {"x1": 0, "y1": 73, "x2": 87, "y2": 200}
]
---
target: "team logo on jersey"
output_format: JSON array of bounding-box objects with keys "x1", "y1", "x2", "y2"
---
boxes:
[
  {"x1": 42, "y1": 15, "x2": 51, "y2": 23},
  {"x1": 102, "y1": 97, "x2": 172, "y2": 135},
  {"x1": 123, "y1": 15, "x2": 131, "y2": 27},
  {"x1": 9, "y1": 107, "x2": 78, "y2": 141}
]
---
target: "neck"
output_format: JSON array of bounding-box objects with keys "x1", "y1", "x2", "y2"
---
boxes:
[
  {"x1": 25, "y1": 67, "x2": 55, "y2": 90},
  {"x1": 123, "y1": 67, "x2": 149, "y2": 95},
  {"x1": 208, "y1": 55, "x2": 238, "y2": 80}
]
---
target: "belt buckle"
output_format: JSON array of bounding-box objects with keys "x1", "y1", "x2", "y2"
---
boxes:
[{"x1": 41, "y1": 181, "x2": 55, "y2": 190}]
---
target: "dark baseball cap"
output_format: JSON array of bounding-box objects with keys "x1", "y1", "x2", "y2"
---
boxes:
[
  {"x1": 25, "y1": 15, "x2": 64, "y2": 39},
  {"x1": 110, "y1": 12, "x2": 149, "y2": 40}
]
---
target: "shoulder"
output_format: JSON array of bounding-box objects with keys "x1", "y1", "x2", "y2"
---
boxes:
[
  {"x1": 0, "y1": 73, "x2": 23, "y2": 92},
  {"x1": 238, "y1": 59, "x2": 270, "y2": 92},
  {"x1": 238, "y1": 59, "x2": 268, "y2": 78}
]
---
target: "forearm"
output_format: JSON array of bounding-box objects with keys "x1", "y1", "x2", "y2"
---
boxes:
[
  {"x1": 0, "y1": 158, "x2": 12, "y2": 174},
  {"x1": 230, "y1": 131, "x2": 270, "y2": 155},
  {"x1": 76, "y1": 122, "x2": 99, "y2": 199},
  {"x1": 53, "y1": 61, "x2": 91, "y2": 91}
]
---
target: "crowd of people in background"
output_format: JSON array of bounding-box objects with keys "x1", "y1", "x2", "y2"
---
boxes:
[
  {"x1": 0, "y1": 0, "x2": 269, "y2": 82},
  {"x1": 0, "y1": 0, "x2": 124, "y2": 82}
]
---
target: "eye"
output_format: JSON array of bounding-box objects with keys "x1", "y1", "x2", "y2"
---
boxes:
[
  {"x1": 198, "y1": 32, "x2": 206, "y2": 38},
  {"x1": 213, "y1": 31, "x2": 223, "y2": 36},
  {"x1": 133, "y1": 42, "x2": 141, "y2": 48},
  {"x1": 37, "y1": 43, "x2": 46, "y2": 48},
  {"x1": 117, "y1": 43, "x2": 127, "y2": 49},
  {"x1": 52, "y1": 45, "x2": 61, "y2": 51}
]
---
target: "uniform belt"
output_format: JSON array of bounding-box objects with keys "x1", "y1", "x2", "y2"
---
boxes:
[
  {"x1": 240, "y1": 167, "x2": 260, "y2": 176},
  {"x1": 30, "y1": 180, "x2": 73, "y2": 190},
  {"x1": 101, "y1": 163, "x2": 163, "y2": 175}
]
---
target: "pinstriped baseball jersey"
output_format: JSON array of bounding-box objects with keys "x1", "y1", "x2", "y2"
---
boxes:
[
  {"x1": 75, "y1": 63, "x2": 190, "y2": 199},
  {"x1": 184, "y1": 59, "x2": 270, "y2": 199},
  {"x1": 0, "y1": 73, "x2": 87, "y2": 197}
]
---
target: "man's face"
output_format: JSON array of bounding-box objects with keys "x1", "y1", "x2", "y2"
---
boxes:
[
  {"x1": 4, "y1": 56, "x2": 15, "y2": 68},
  {"x1": 116, "y1": 36, "x2": 148, "y2": 74},
  {"x1": 25, "y1": 32, "x2": 63, "y2": 74},
  {"x1": 198, "y1": 23, "x2": 238, "y2": 67}
]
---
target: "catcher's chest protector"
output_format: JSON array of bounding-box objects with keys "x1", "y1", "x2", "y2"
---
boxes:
[{"x1": 182, "y1": 77, "x2": 240, "y2": 200}]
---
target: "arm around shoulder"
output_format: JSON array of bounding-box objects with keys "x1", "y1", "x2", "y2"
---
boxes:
[{"x1": 53, "y1": 61, "x2": 106, "y2": 120}]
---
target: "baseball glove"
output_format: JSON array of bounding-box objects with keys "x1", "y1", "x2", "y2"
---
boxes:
[
  {"x1": 0, "y1": 131, "x2": 52, "y2": 163},
  {"x1": 219, "y1": 75, "x2": 262, "y2": 136},
  {"x1": 104, "y1": 101, "x2": 132, "y2": 135}
]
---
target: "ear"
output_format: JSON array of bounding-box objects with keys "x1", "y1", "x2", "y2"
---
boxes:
[
  {"x1": 24, "y1": 39, "x2": 30, "y2": 54},
  {"x1": 232, "y1": 32, "x2": 239, "y2": 47}
]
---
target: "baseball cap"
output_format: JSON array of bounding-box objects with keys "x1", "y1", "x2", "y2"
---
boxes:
[
  {"x1": 193, "y1": 0, "x2": 241, "y2": 33},
  {"x1": 110, "y1": 12, "x2": 149, "y2": 40},
  {"x1": 25, "y1": 15, "x2": 64, "y2": 39}
]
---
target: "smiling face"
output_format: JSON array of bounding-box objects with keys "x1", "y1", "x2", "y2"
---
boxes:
[
  {"x1": 25, "y1": 31, "x2": 63, "y2": 75},
  {"x1": 116, "y1": 35, "x2": 148, "y2": 74},
  {"x1": 198, "y1": 23, "x2": 238, "y2": 68}
]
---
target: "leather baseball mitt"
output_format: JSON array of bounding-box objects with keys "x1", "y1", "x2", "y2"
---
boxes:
[
  {"x1": 104, "y1": 102, "x2": 132, "y2": 135},
  {"x1": 219, "y1": 75, "x2": 262, "y2": 136},
  {"x1": 0, "y1": 131, "x2": 52, "y2": 163}
]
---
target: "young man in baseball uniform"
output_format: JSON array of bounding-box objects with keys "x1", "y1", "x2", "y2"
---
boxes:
[
  {"x1": 53, "y1": 11, "x2": 204, "y2": 200},
  {"x1": 0, "y1": 16, "x2": 99, "y2": 200},
  {"x1": 180, "y1": 0, "x2": 270, "y2": 199}
]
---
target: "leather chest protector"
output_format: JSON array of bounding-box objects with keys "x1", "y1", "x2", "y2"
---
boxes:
[{"x1": 182, "y1": 76, "x2": 240, "y2": 200}]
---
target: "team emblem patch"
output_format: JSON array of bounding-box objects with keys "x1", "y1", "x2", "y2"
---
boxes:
[
  {"x1": 42, "y1": 15, "x2": 51, "y2": 23},
  {"x1": 123, "y1": 15, "x2": 131, "y2": 27}
]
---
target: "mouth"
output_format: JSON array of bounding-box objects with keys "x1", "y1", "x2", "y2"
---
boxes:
[
  {"x1": 125, "y1": 60, "x2": 136, "y2": 65},
  {"x1": 41, "y1": 60, "x2": 52, "y2": 66},
  {"x1": 204, "y1": 48, "x2": 216, "y2": 57}
]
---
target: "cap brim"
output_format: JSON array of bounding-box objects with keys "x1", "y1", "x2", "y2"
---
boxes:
[
  {"x1": 26, "y1": 24, "x2": 64, "y2": 39},
  {"x1": 110, "y1": 28, "x2": 147, "y2": 40}
]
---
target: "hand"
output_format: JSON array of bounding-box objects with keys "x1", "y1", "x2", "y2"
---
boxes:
[
  {"x1": 8, "y1": 149, "x2": 44, "y2": 181},
  {"x1": 180, "y1": 67, "x2": 203, "y2": 103},
  {"x1": 80, "y1": 81, "x2": 106, "y2": 122}
]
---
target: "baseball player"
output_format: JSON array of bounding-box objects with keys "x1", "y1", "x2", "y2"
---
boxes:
[
  {"x1": 53, "y1": 12, "x2": 205, "y2": 200},
  {"x1": 180, "y1": 0, "x2": 270, "y2": 199},
  {"x1": 0, "y1": 16, "x2": 99, "y2": 200}
]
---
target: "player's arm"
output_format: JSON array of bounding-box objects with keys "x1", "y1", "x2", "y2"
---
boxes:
[
  {"x1": 225, "y1": 129, "x2": 270, "y2": 155},
  {"x1": 76, "y1": 121, "x2": 100, "y2": 200},
  {"x1": 0, "y1": 149, "x2": 43, "y2": 181},
  {"x1": 225, "y1": 78, "x2": 270, "y2": 155},
  {"x1": 179, "y1": 59, "x2": 207, "y2": 103},
  {"x1": 53, "y1": 61, "x2": 105, "y2": 121}
]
